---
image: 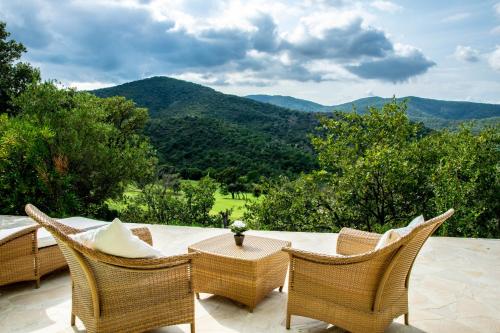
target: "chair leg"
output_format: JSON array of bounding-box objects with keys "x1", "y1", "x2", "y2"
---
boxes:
[
  {"x1": 195, "y1": 293, "x2": 200, "y2": 300},
  {"x1": 286, "y1": 313, "x2": 291, "y2": 329},
  {"x1": 71, "y1": 313, "x2": 76, "y2": 326},
  {"x1": 35, "y1": 278, "x2": 40, "y2": 289},
  {"x1": 190, "y1": 322, "x2": 195, "y2": 333},
  {"x1": 279, "y1": 286, "x2": 283, "y2": 292},
  {"x1": 404, "y1": 313, "x2": 409, "y2": 325}
]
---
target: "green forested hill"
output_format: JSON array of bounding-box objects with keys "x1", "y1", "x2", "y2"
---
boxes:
[
  {"x1": 92, "y1": 77, "x2": 318, "y2": 179},
  {"x1": 246, "y1": 95, "x2": 500, "y2": 129}
]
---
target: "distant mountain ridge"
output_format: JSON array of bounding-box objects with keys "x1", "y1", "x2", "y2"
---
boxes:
[
  {"x1": 246, "y1": 95, "x2": 500, "y2": 129},
  {"x1": 246, "y1": 94, "x2": 332, "y2": 113},
  {"x1": 92, "y1": 77, "x2": 318, "y2": 179}
]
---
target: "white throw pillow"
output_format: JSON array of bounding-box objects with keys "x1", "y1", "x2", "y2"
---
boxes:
[
  {"x1": 70, "y1": 218, "x2": 163, "y2": 258},
  {"x1": 395, "y1": 215, "x2": 425, "y2": 237},
  {"x1": 375, "y1": 229, "x2": 401, "y2": 250}
]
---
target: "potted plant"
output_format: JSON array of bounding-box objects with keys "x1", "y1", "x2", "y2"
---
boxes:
[{"x1": 230, "y1": 220, "x2": 248, "y2": 246}]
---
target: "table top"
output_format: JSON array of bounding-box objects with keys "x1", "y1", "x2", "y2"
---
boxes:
[{"x1": 188, "y1": 233, "x2": 291, "y2": 261}]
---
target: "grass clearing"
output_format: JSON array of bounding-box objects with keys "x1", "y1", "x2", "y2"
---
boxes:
[{"x1": 211, "y1": 189, "x2": 260, "y2": 220}]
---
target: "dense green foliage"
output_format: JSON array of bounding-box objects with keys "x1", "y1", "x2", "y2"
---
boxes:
[
  {"x1": 0, "y1": 82, "x2": 157, "y2": 216},
  {"x1": 120, "y1": 176, "x2": 220, "y2": 226},
  {"x1": 247, "y1": 94, "x2": 500, "y2": 130},
  {"x1": 0, "y1": 22, "x2": 40, "y2": 114},
  {"x1": 245, "y1": 100, "x2": 500, "y2": 238},
  {"x1": 93, "y1": 77, "x2": 318, "y2": 180}
]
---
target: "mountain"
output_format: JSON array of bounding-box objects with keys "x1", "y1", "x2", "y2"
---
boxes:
[
  {"x1": 245, "y1": 95, "x2": 500, "y2": 129},
  {"x1": 92, "y1": 77, "x2": 318, "y2": 180},
  {"x1": 246, "y1": 94, "x2": 331, "y2": 113}
]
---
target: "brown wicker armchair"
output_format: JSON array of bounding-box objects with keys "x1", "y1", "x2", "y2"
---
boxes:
[
  {"x1": 284, "y1": 209, "x2": 454, "y2": 333},
  {"x1": 25, "y1": 204, "x2": 198, "y2": 333}
]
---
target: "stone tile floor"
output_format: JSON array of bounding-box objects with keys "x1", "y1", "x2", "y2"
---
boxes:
[{"x1": 1, "y1": 217, "x2": 499, "y2": 332}]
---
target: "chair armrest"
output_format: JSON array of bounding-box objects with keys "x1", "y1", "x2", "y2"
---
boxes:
[
  {"x1": 0, "y1": 225, "x2": 39, "y2": 246},
  {"x1": 80, "y1": 247, "x2": 201, "y2": 270},
  {"x1": 111, "y1": 252, "x2": 201, "y2": 271},
  {"x1": 130, "y1": 227, "x2": 153, "y2": 245},
  {"x1": 283, "y1": 246, "x2": 372, "y2": 265},
  {"x1": 336, "y1": 227, "x2": 381, "y2": 255}
]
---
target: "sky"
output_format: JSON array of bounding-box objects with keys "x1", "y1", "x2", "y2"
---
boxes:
[{"x1": 1, "y1": 0, "x2": 499, "y2": 105}]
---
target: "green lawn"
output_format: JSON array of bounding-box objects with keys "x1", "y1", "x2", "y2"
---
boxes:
[{"x1": 210, "y1": 189, "x2": 258, "y2": 220}]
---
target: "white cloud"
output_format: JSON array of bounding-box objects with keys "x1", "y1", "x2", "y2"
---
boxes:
[
  {"x1": 442, "y1": 12, "x2": 470, "y2": 23},
  {"x1": 370, "y1": 1, "x2": 402, "y2": 13},
  {"x1": 495, "y1": 3, "x2": 500, "y2": 16},
  {"x1": 66, "y1": 81, "x2": 115, "y2": 91},
  {"x1": 454, "y1": 45, "x2": 479, "y2": 62},
  {"x1": 488, "y1": 46, "x2": 500, "y2": 72},
  {"x1": 491, "y1": 26, "x2": 500, "y2": 34}
]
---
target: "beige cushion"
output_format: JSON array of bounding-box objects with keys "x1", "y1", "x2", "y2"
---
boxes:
[
  {"x1": 375, "y1": 229, "x2": 401, "y2": 250},
  {"x1": 38, "y1": 217, "x2": 107, "y2": 249},
  {"x1": 70, "y1": 218, "x2": 162, "y2": 258}
]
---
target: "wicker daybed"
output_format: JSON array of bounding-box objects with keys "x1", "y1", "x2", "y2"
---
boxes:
[
  {"x1": 284, "y1": 209, "x2": 455, "y2": 333},
  {"x1": 0, "y1": 217, "x2": 105, "y2": 288},
  {"x1": 25, "y1": 204, "x2": 199, "y2": 333}
]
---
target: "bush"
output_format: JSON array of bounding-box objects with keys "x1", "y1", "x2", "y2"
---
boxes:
[{"x1": 120, "y1": 176, "x2": 219, "y2": 226}]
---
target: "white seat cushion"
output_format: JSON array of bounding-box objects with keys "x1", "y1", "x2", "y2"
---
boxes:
[
  {"x1": 37, "y1": 228, "x2": 58, "y2": 248},
  {"x1": 58, "y1": 217, "x2": 107, "y2": 231},
  {"x1": 0, "y1": 226, "x2": 34, "y2": 242},
  {"x1": 70, "y1": 218, "x2": 163, "y2": 258},
  {"x1": 37, "y1": 217, "x2": 108, "y2": 249}
]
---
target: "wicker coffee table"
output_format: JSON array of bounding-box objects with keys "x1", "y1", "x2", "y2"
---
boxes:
[{"x1": 188, "y1": 233, "x2": 291, "y2": 312}]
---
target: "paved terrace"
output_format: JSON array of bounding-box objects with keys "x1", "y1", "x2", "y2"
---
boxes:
[{"x1": 1, "y1": 216, "x2": 499, "y2": 333}]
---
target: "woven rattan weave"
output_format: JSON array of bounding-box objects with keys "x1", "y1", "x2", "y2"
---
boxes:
[
  {"x1": 188, "y1": 233, "x2": 291, "y2": 312},
  {"x1": 25, "y1": 204, "x2": 198, "y2": 333},
  {"x1": 285, "y1": 209, "x2": 454, "y2": 333}
]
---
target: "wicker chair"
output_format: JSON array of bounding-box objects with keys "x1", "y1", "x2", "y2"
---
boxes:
[
  {"x1": 25, "y1": 204, "x2": 198, "y2": 333},
  {"x1": 284, "y1": 209, "x2": 454, "y2": 333}
]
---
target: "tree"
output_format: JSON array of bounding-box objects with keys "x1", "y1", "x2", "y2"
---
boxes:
[
  {"x1": 182, "y1": 177, "x2": 218, "y2": 225},
  {"x1": 422, "y1": 126, "x2": 499, "y2": 237},
  {"x1": 0, "y1": 82, "x2": 157, "y2": 216},
  {"x1": 0, "y1": 21, "x2": 40, "y2": 114},
  {"x1": 310, "y1": 100, "x2": 425, "y2": 230}
]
